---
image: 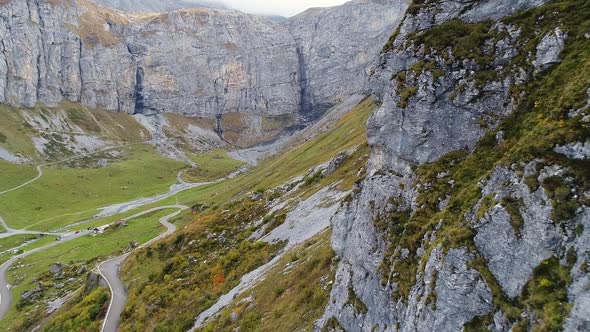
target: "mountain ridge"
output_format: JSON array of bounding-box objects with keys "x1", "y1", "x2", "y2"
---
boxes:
[{"x1": 0, "y1": 0, "x2": 406, "y2": 147}]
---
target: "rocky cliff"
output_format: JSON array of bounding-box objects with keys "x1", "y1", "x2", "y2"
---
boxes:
[
  {"x1": 286, "y1": 0, "x2": 408, "y2": 116},
  {"x1": 0, "y1": 0, "x2": 300, "y2": 143},
  {"x1": 318, "y1": 0, "x2": 590, "y2": 331},
  {"x1": 0, "y1": 0, "x2": 408, "y2": 146},
  {"x1": 93, "y1": 0, "x2": 226, "y2": 13}
]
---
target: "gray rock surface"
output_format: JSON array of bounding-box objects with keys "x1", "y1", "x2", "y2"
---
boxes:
[
  {"x1": 316, "y1": 1, "x2": 583, "y2": 331},
  {"x1": 0, "y1": 0, "x2": 134, "y2": 110},
  {"x1": 554, "y1": 141, "x2": 590, "y2": 160},
  {"x1": 429, "y1": 248, "x2": 493, "y2": 331},
  {"x1": 0, "y1": 147, "x2": 29, "y2": 164},
  {"x1": 286, "y1": 0, "x2": 409, "y2": 115},
  {"x1": 92, "y1": 0, "x2": 226, "y2": 13},
  {"x1": 564, "y1": 207, "x2": 590, "y2": 332},
  {"x1": 0, "y1": 0, "x2": 408, "y2": 145},
  {"x1": 49, "y1": 263, "x2": 65, "y2": 275},
  {"x1": 0, "y1": 1, "x2": 298, "y2": 119},
  {"x1": 125, "y1": 9, "x2": 300, "y2": 119},
  {"x1": 317, "y1": 173, "x2": 413, "y2": 332},
  {"x1": 474, "y1": 166, "x2": 561, "y2": 298},
  {"x1": 534, "y1": 27, "x2": 567, "y2": 72}
]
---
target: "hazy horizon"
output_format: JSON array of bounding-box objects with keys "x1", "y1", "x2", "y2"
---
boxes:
[{"x1": 220, "y1": 0, "x2": 349, "y2": 17}]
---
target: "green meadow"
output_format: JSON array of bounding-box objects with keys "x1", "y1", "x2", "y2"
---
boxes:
[
  {"x1": 0, "y1": 145, "x2": 185, "y2": 231},
  {"x1": 0, "y1": 208, "x2": 175, "y2": 330}
]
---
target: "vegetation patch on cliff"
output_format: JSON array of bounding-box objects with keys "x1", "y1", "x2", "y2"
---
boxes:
[
  {"x1": 201, "y1": 231, "x2": 336, "y2": 332},
  {"x1": 377, "y1": 2, "x2": 589, "y2": 331}
]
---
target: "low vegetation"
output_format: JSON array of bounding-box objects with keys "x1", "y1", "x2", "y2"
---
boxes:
[
  {"x1": 0, "y1": 209, "x2": 173, "y2": 330},
  {"x1": 520, "y1": 257, "x2": 573, "y2": 332},
  {"x1": 220, "y1": 112, "x2": 297, "y2": 148},
  {"x1": 0, "y1": 145, "x2": 185, "y2": 231},
  {"x1": 40, "y1": 285, "x2": 110, "y2": 332},
  {"x1": 119, "y1": 199, "x2": 282, "y2": 331},
  {"x1": 184, "y1": 150, "x2": 245, "y2": 182},
  {"x1": 378, "y1": 2, "x2": 589, "y2": 331},
  {"x1": 202, "y1": 232, "x2": 336, "y2": 332}
]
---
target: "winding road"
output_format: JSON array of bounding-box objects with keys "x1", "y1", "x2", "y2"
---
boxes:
[
  {"x1": 0, "y1": 142, "x2": 196, "y2": 325},
  {"x1": 98, "y1": 205, "x2": 187, "y2": 332},
  {"x1": 0, "y1": 143, "x2": 249, "y2": 328},
  {"x1": 0, "y1": 230, "x2": 91, "y2": 318},
  {"x1": 0, "y1": 215, "x2": 65, "y2": 239}
]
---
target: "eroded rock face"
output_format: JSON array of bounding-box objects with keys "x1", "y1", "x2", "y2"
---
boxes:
[
  {"x1": 564, "y1": 207, "x2": 590, "y2": 332},
  {"x1": 0, "y1": 1, "x2": 299, "y2": 119},
  {"x1": 92, "y1": 0, "x2": 226, "y2": 13},
  {"x1": 286, "y1": 0, "x2": 409, "y2": 115},
  {"x1": 124, "y1": 10, "x2": 300, "y2": 119},
  {"x1": 554, "y1": 141, "x2": 590, "y2": 160},
  {"x1": 473, "y1": 165, "x2": 561, "y2": 299},
  {"x1": 0, "y1": 0, "x2": 134, "y2": 111},
  {"x1": 533, "y1": 27, "x2": 567, "y2": 72},
  {"x1": 316, "y1": 0, "x2": 586, "y2": 331},
  {"x1": 427, "y1": 248, "x2": 493, "y2": 331},
  {"x1": 0, "y1": 0, "x2": 409, "y2": 146}
]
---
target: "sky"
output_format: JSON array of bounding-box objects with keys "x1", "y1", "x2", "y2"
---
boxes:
[{"x1": 220, "y1": 0, "x2": 349, "y2": 17}]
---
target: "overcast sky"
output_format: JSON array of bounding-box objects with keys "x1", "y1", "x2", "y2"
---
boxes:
[{"x1": 220, "y1": 0, "x2": 349, "y2": 17}]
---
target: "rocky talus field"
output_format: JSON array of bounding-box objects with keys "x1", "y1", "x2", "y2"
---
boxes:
[{"x1": 0, "y1": 0, "x2": 588, "y2": 331}]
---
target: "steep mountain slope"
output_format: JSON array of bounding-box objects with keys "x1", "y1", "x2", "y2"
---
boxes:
[
  {"x1": 287, "y1": 0, "x2": 408, "y2": 115},
  {"x1": 319, "y1": 0, "x2": 590, "y2": 331},
  {"x1": 92, "y1": 0, "x2": 226, "y2": 12},
  {"x1": 0, "y1": 0, "x2": 408, "y2": 147}
]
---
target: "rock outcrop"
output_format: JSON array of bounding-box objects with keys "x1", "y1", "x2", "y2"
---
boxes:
[
  {"x1": 286, "y1": 0, "x2": 408, "y2": 116},
  {"x1": 533, "y1": 27, "x2": 566, "y2": 72},
  {"x1": 318, "y1": 0, "x2": 590, "y2": 331}
]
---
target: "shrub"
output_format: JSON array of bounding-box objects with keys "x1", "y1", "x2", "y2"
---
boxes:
[
  {"x1": 521, "y1": 257, "x2": 572, "y2": 332},
  {"x1": 501, "y1": 196, "x2": 525, "y2": 236},
  {"x1": 398, "y1": 85, "x2": 418, "y2": 108},
  {"x1": 542, "y1": 176, "x2": 580, "y2": 223},
  {"x1": 524, "y1": 174, "x2": 540, "y2": 191}
]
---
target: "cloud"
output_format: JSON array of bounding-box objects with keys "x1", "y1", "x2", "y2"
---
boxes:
[{"x1": 221, "y1": 0, "x2": 348, "y2": 17}]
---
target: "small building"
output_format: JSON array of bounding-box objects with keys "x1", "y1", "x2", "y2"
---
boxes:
[{"x1": 95, "y1": 224, "x2": 111, "y2": 234}]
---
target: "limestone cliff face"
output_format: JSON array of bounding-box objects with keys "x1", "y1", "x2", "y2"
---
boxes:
[
  {"x1": 124, "y1": 10, "x2": 300, "y2": 119},
  {"x1": 286, "y1": 0, "x2": 409, "y2": 116},
  {"x1": 0, "y1": 0, "x2": 135, "y2": 112},
  {"x1": 92, "y1": 0, "x2": 226, "y2": 13},
  {"x1": 0, "y1": 0, "x2": 408, "y2": 145},
  {"x1": 318, "y1": 0, "x2": 590, "y2": 331},
  {"x1": 0, "y1": 1, "x2": 299, "y2": 118}
]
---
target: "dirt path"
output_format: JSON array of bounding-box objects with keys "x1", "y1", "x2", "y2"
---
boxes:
[
  {"x1": 0, "y1": 142, "x2": 244, "y2": 326},
  {"x1": 0, "y1": 142, "x2": 150, "y2": 197}
]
